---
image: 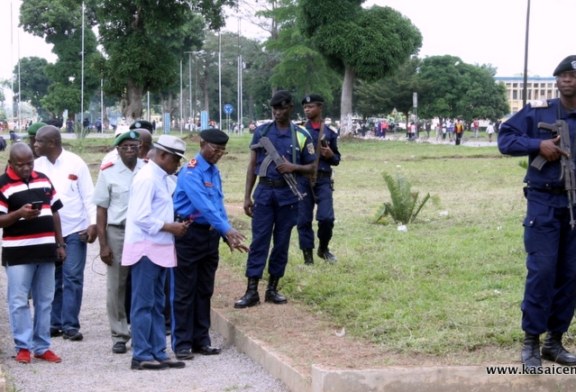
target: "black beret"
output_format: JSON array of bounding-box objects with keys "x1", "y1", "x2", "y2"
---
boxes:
[
  {"x1": 200, "y1": 128, "x2": 229, "y2": 146},
  {"x1": 113, "y1": 131, "x2": 140, "y2": 146},
  {"x1": 270, "y1": 90, "x2": 293, "y2": 107},
  {"x1": 301, "y1": 94, "x2": 324, "y2": 105},
  {"x1": 129, "y1": 120, "x2": 154, "y2": 132},
  {"x1": 553, "y1": 55, "x2": 576, "y2": 76}
]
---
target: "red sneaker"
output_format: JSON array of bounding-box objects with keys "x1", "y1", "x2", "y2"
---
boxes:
[
  {"x1": 34, "y1": 350, "x2": 62, "y2": 363},
  {"x1": 16, "y1": 349, "x2": 31, "y2": 364}
]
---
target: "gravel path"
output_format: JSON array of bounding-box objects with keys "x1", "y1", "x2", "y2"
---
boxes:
[{"x1": 0, "y1": 242, "x2": 289, "y2": 392}]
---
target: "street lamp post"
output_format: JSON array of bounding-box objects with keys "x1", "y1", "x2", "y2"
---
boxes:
[
  {"x1": 522, "y1": 0, "x2": 531, "y2": 107},
  {"x1": 81, "y1": 1, "x2": 85, "y2": 134},
  {"x1": 184, "y1": 51, "x2": 193, "y2": 130}
]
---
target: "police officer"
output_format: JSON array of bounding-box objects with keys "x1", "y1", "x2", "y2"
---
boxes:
[
  {"x1": 172, "y1": 129, "x2": 248, "y2": 359},
  {"x1": 235, "y1": 90, "x2": 316, "y2": 308},
  {"x1": 93, "y1": 131, "x2": 145, "y2": 354},
  {"x1": 498, "y1": 55, "x2": 576, "y2": 369},
  {"x1": 298, "y1": 94, "x2": 341, "y2": 264}
]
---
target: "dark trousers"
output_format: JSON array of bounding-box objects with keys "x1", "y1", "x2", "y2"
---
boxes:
[
  {"x1": 521, "y1": 189, "x2": 576, "y2": 335},
  {"x1": 246, "y1": 198, "x2": 298, "y2": 278},
  {"x1": 297, "y1": 178, "x2": 335, "y2": 250},
  {"x1": 171, "y1": 225, "x2": 220, "y2": 353}
]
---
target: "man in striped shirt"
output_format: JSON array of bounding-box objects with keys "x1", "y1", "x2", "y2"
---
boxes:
[{"x1": 0, "y1": 143, "x2": 65, "y2": 364}]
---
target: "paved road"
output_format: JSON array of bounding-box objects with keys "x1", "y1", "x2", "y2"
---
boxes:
[{"x1": 0, "y1": 242, "x2": 289, "y2": 392}]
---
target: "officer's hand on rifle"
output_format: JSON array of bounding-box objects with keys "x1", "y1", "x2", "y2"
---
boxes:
[
  {"x1": 276, "y1": 157, "x2": 295, "y2": 173},
  {"x1": 539, "y1": 136, "x2": 568, "y2": 161},
  {"x1": 319, "y1": 145, "x2": 334, "y2": 159}
]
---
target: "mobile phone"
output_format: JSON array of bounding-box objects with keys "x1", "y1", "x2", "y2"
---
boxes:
[
  {"x1": 31, "y1": 201, "x2": 43, "y2": 210},
  {"x1": 320, "y1": 140, "x2": 328, "y2": 147}
]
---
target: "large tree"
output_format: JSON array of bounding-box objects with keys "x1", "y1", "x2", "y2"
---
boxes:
[
  {"x1": 14, "y1": 57, "x2": 51, "y2": 119},
  {"x1": 20, "y1": 0, "x2": 101, "y2": 119},
  {"x1": 299, "y1": 1, "x2": 422, "y2": 134}
]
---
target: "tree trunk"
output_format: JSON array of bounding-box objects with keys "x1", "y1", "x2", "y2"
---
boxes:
[
  {"x1": 339, "y1": 66, "x2": 355, "y2": 136},
  {"x1": 123, "y1": 80, "x2": 144, "y2": 120}
]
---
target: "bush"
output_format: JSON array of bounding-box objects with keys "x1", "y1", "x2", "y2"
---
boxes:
[{"x1": 374, "y1": 172, "x2": 431, "y2": 225}]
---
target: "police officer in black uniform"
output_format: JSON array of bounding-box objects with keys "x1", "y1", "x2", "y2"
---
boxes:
[
  {"x1": 498, "y1": 55, "x2": 576, "y2": 369},
  {"x1": 235, "y1": 91, "x2": 316, "y2": 309},
  {"x1": 297, "y1": 94, "x2": 341, "y2": 264}
]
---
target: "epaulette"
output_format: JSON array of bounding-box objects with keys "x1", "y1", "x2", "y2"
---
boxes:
[
  {"x1": 187, "y1": 159, "x2": 198, "y2": 168},
  {"x1": 530, "y1": 99, "x2": 549, "y2": 108},
  {"x1": 327, "y1": 124, "x2": 338, "y2": 133},
  {"x1": 100, "y1": 161, "x2": 114, "y2": 171}
]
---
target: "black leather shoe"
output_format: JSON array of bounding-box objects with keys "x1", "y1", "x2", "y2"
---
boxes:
[
  {"x1": 50, "y1": 328, "x2": 62, "y2": 337},
  {"x1": 175, "y1": 349, "x2": 194, "y2": 360},
  {"x1": 317, "y1": 248, "x2": 337, "y2": 263},
  {"x1": 542, "y1": 332, "x2": 576, "y2": 366},
  {"x1": 303, "y1": 249, "x2": 314, "y2": 265},
  {"x1": 521, "y1": 334, "x2": 542, "y2": 369},
  {"x1": 192, "y1": 345, "x2": 221, "y2": 356},
  {"x1": 112, "y1": 342, "x2": 127, "y2": 354},
  {"x1": 131, "y1": 359, "x2": 168, "y2": 370},
  {"x1": 160, "y1": 359, "x2": 186, "y2": 368},
  {"x1": 62, "y1": 330, "x2": 83, "y2": 341}
]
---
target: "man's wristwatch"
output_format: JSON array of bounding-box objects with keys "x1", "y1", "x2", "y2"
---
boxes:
[{"x1": 56, "y1": 243, "x2": 67, "y2": 249}]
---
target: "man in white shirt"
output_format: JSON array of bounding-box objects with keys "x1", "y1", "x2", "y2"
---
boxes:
[
  {"x1": 122, "y1": 135, "x2": 189, "y2": 370},
  {"x1": 34, "y1": 125, "x2": 97, "y2": 342}
]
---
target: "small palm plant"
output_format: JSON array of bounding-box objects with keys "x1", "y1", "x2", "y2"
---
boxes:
[{"x1": 374, "y1": 172, "x2": 431, "y2": 225}]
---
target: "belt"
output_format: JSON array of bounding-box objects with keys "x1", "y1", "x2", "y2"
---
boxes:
[
  {"x1": 108, "y1": 224, "x2": 125, "y2": 228},
  {"x1": 189, "y1": 222, "x2": 214, "y2": 231},
  {"x1": 259, "y1": 177, "x2": 288, "y2": 188},
  {"x1": 527, "y1": 187, "x2": 565, "y2": 195},
  {"x1": 317, "y1": 171, "x2": 332, "y2": 178}
]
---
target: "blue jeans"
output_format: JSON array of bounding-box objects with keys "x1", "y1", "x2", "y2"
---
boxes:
[
  {"x1": 131, "y1": 256, "x2": 169, "y2": 362},
  {"x1": 51, "y1": 232, "x2": 87, "y2": 333},
  {"x1": 6, "y1": 263, "x2": 55, "y2": 354}
]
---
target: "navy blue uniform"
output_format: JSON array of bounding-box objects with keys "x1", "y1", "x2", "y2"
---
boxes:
[
  {"x1": 246, "y1": 122, "x2": 315, "y2": 278},
  {"x1": 171, "y1": 154, "x2": 231, "y2": 353},
  {"x1": 498, "y1": 98, "x2": 576, "y2": 335},
  {"x1": 297, "y1": 122, "x2": 341, "y2": 251}
]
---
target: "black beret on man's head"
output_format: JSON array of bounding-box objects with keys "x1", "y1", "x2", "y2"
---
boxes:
[
  {"x1": 553, "y1": 55, "x2": 576, "y2": 76},
  {"x1": 200, "y1": 128, "x2": 229, "y2": 146},
  {"x1": 301, "y1": 94, "x2": 324, "y2": 105},
  {"x1": 129, "y1": 120, "x2": 154, "y2": 132},
  {"x1": 270, "y1": 90, "x2": 293, "y2": 107}
]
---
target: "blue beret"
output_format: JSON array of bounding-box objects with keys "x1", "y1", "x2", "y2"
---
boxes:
[
  {"x1": 270, "y1": 90, "x2": 293, "y2": 107},
  {"x1": 553, "y1": 55, "x2": 576, "y2": 76},
  {"x1": 301, "y1": 94, "x2": 324, "y2": 105},
  {"x1": 113, "y1": 131, "x2": 140, "y2": 146},
  {"x1": 200, "y1": 128, "x2": 229, "y2": 146}
]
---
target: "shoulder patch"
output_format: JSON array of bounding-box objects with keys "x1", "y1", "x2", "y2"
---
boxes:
[
  {"x1": 529, "y1": 99, "x2": 549, "y2": 108},
  {"x1": 307, "y1": 142, "x2": 315, "y2": 155},
  {"x1": 100, "y1": 162, "x2": 114, "y2": 171},
  {"x1": 187, "y1": 159, "x2": 198, "y2": 168}
]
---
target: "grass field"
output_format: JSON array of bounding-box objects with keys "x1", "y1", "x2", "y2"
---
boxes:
[{"x1": 2, "y1": 130, "x2": 563, "y2": 360}]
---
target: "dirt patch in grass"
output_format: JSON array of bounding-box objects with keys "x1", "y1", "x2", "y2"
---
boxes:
[{"x1": 214, "y1": 204, "x2": 520, "y2": 378}]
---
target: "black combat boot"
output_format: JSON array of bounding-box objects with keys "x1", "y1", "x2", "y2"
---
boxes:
[
  {"x1": 317, "y1": 247, "x2": 337, "y2": 263},
  {"x1": 303, "y1": 249, "x2": 314, "y2": 265},
  {"x1": 541, "y1": 332, "x2": 576, "y2": 366},
  {"x1": 521, "y1": 333, "x2": 542, "y2": 370},
  {"x1": 264, "y1": 276, "x2": 287, "y2": 304},
  {"x1": 234, "y1": 278, "x2": 260, "y2": 309}
]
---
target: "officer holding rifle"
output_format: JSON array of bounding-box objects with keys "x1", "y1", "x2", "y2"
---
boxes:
[{"x1": 235, "y1": 90, "x2": 316, "y2": 309}]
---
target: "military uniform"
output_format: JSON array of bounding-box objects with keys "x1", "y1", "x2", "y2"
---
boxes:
[
  {"x1": 246, "y1": 121, "x2": 315, "y2": 278},
  {"x1": 498, "y1": 54, "x2": 576, "y2": 369},
  {"x1": 171, "y1": 129, "x2": 231, "y2": 358},
  {"x1": 297, "y1": 120, "x2": 341, "y2": 262},
  {"x1": 93, "y1": 133, "x2": 144, "y2": 351}
]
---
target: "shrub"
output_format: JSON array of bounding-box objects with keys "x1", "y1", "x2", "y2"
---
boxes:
[{"x1": 374, "y1": 172, "x2": 431, "y2": 225}]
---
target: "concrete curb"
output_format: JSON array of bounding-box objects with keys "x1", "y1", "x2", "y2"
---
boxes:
[{"x1": 211, "y1": 308, "x2": 576, "y2": 392}]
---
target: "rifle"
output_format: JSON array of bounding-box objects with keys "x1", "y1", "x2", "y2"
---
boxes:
[
  {"x1": 251, "y1": 136, "x2": 306, "y2": 200},
  {"x1": 309, "y1": 120, "x2": 325, "y2": 188},
  {"x1": 531, "y1": 120, "x2": 576, "y2": 228}
]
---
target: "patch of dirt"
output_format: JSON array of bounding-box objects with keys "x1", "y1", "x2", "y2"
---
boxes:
[{"x1": 215, "y1": 204, "x2": 520, "y2": 378}]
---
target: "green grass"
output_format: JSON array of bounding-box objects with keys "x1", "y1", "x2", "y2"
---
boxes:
[{"x1": 0, "y1": 130, "x2": 547, "y2": 358}]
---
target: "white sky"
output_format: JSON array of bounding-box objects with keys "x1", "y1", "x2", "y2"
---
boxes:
[{"x1": 1, "y1": 0, "x2": 573, "y2": 84}]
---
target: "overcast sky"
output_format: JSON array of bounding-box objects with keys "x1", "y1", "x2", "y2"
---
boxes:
[{"x1": 1, "y1": 0, "x2": 574, "y2": 83}]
